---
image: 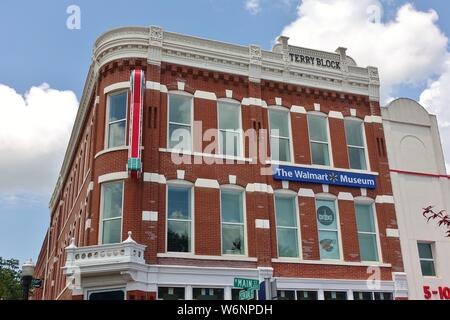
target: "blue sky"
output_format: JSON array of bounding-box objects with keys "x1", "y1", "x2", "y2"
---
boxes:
[{"x1": 0, "y1": 0, "x2": 449, "y2": 265}]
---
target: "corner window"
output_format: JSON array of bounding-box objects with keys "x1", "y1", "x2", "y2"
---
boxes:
[
  {"x1": 418, "y1": 243, "x2": 436, "y2": 276},
  {"x1": 316, "y1": 199, "x2": 340, "y2": 260},
  {"x1": 308, "y1": 114, "x2": 330, "y2": 166},
  {"x1": 106, "y1": 92, "x2": 128, "y2": 148},
  {"x1": 168, "y1": 94, "x2": 192, "y2": 151},
  {"x1": 221, "y1": 190, "x2": 245, "y2": 255},
  {"x1": 218, "y1": 101, "x2": 242, "y2": 157},
  {"x1": 345, "y1": 119, "x2": 367, "y2": 170},
  {"x1": 355, "y1": 203, "x2": 379, "y2": 261},
  {"x1": 269, "y1": 109, "x2": 291, "y2": 162},
  {"x1": 101, "y1": 181, "x2": 123, "y2": 244},
  {"x1": 167, "y1": 185, "x2": 192, "y2": 253},
  {"x1": 275, "y1": 195, "x2": 299, "y2": 258}
]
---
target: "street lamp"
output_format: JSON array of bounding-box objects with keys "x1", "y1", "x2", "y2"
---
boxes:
[{"x1": 21, "y1": 259, "x2": 35, "y2": 301}]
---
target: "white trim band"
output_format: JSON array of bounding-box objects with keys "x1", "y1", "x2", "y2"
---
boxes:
[{"x1": 98, "y1": 172, "x2": 128, "y2": 184}]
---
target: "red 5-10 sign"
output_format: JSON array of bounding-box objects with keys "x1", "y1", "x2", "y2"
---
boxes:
[{"x1": 423, "y1": 286, "x2": 450, "y2": 300}]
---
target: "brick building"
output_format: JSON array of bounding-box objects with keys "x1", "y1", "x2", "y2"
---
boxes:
[{"x1": 32, "y1": 26, "x2": 408, "y2": 300}]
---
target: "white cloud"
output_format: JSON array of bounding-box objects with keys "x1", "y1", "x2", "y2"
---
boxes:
[
  {"x1": 280, "y1": 0, "x2": 448, "y2": 101},
  {"x1": 419, "y1": 55, "x2": 450, "y2": 173},
  {"x1": 0, "y1": 83, "x2": 78, "y2": 196},
  {"x1": 245, "y1": 0, "x2": 261, "y2": 15}
]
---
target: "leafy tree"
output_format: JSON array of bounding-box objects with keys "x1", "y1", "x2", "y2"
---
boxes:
[
  {"x1": 0, "y1": 257, "x2": 22, "y2": 300},
  {"x1": 422, "y1": 205, "x2": 450, "y2": 237}
]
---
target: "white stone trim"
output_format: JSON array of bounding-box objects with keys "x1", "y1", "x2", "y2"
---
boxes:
[
  {"x1": 157, "y1": 253, "x2": 257, "y2": 262},
  {"x1": 322, "y1": 184, "x2": 329, "y2": 193},
  {"x1": 338, "y1": 192, "x2": 354, "y2": 201},
  {"x1": 255, "y1": 219, "x2": 270, "y2": 229},
  {"x1": 143, "y1": 172, "x2": 167, "y2": 184},
  {"x1": 360, "y1": 188, "x2": 367, "y2": 197},
  {"x1": 95, "y1": 96, "x2": 100, "y2": 105},
  {"x1": 241, "y1": 97, "x2": 267, "y2": 108},
  {"x1": 177, "y1": 170, "x2": 185, "y2": 180},
  {"x1": 142, "y1": 211, "x2": 158, "y2": 222},
  {"x1": 314, "y1": 103, "x2": 321, "y2": 111},
  {"x1": 98, "y1": 172, "x2": 128, "y2": 184},
  {"x1": 364, "y1": 115, "x2": 383, "y2": 123},
  {"x1": 282, "y1": 181, "x2": 289, "y2": 189},
  {"x1": 246, "y1": 183, "x2": 274, "y2": 194},
  {"x1": 194, "y1": 90, "x2": 217, "y2": 101},
  {"x1": 328, "y1": 111, "x2": 344, "y2": 119},
  {"x1": 86, "y1": 181, "x2": 94, "y2": 196},
  {"x1": 350, "y1": 108, "x2": 357, "y2": 117},
  {"x1": 228, "y1": 175, "x2": 237, "y2": 184},
  {"x1": 291, "y1": 105, "x2": 306, "y2": 114},
  {"x1": 225, "y1": 90, "x2": 233, "y2": 99},
  {"x1": 195, "y1": 178, "x2": 220, "y2": 189},
  {"x1": 177, "y1": 81, "x2": 185, "y2": 91},
  {"x1": 94, "y1": 146, "x2": 129, "y2": 159},
  {"x1": 85, "y1": 219, "x2": 91, "y2": 230},
  {"x1": 104, "y1": 82, "x2": 130, "y2": 94},
  {"x1": 386, "y1": 228, "x2": 399, "y2": 238},
  {"x1": 146, "y1": 81, "x2": 168, "y2": 93},
  {"x1": 272, "y1": 258, "x2": 392, "y2": 268},
  {"x1": 298, "y1": 188, "x2": 315, "y2": 198},
  {"x1": 275, "y1": 97, "x2": 282, "y2": 106},
  {"x1": 375, "y1": 195, "x2": 395, "y2": 204}
]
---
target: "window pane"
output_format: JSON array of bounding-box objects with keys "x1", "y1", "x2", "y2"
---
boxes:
[
  {"x1": 318, "y1": 230, "x2": 340, "y2": 260},
  {"x1": 297, "y1": 291, "x2": 318, "y2": 300},
  {"x1": 221, "y1": 192, "x2": 243, "y2": 223},
  {"x1": 102, "y1": 182, "x2": 123, "y2": 219},
  {"x1": 102, "y1": 219, "x2": 121, "y2": 244},
  {"x1": 109, "y1": 92, "x2": 127, "y2": 122},
  {"x1": 308, "y1": 115, "x2": 328, "y2": 142},
  {"x1": 277, "y1": 228, "x2": 299, "y2": 257},
  {"x1": 169, "y1": 124, "x2": 191, "y2": 150},
  {"x1": 219, "y1": 102, "x2": 240, "y2": 130},
  {"x1": 311, "y1": 142, "x2": 330, "y2": 166},
  {"x1": 418, "y1": 243, "x2": 433, "y2": 259},
  {"x1": 222, "y1": 224, "x2": 245, "y2": 255},
  {"x1": 374, "y1": 292, "x2": 393, "y2": 300},
  {"x1": 269, "y1": 110, "x2": 290, "y2": 137},
  {"x1": 108, "y1": 121, "x2": 126, "y2": 148},
  {"x1": 220, "y1": 130, "x2": 241, "y2": 156},
  {"x1": 420, "y1": 260, "x2": 436, "y2": 276},
  {"x1": 277, "y1": 290, "x2": 295, "y2": 300},
  {"x1": 316, "y1": 200, "x2": 337, "y2": 230},
  {"x1": 348, "y1": 147, "x2": 367, "y2": 170},
  {"x1": 355, "y1": 204, "x2": 375, "y2": 233},
  {"x1": 193, "y1": 288, "x2": 224, "y2": 300},
  {"x1": 168, "y1": 187, "x2": 191, "y2": 220},
  {"x1": 353, "y1": 292, "x2": 373, "y2": 300},
  {"x1": 169, "y1": 95, "x2": 191, "y2": 124},
  {"x1": 270, "y1": 137, "x2": 291, "y2": 162},
  {"x1": 324, "y1": 291, "x2": 347, "y2": 300},
  {"x1": 167, "y1": 220, "x2": 191, "y2": 253},
  {"x1": 358, "y1": 233, "x2": 379, "y2": 261},
  {"x1": 89, "y1": 290, "x2": 125, "y2": 301},
  {"x1": 158, "y1": 287, "x2": 185, "y2": 300},
  {"x1": 275, "y1": 197, "x2": 297, "y2": 227},
  {"x1": 345, "y1": 120, "x2": 364, "y2": 147}
]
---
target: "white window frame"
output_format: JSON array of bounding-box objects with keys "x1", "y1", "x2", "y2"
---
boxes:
[
  {"x1": 166, "y1": 180, "x2": 195, "y2": 254},
  {"x1": 344, "y1": 117, "x2": 370, "y2": 171},
  {"x1": 99, "y1": 180, "x2": 124, "y2": 245},
  {"x1": 315, "y1": 194, "x2": 343, "y2": 261},
  {"x1": 167, "y1": 91, "x2": 194, "y2": 152},
  {"x1": 417, "y1": 242, "x2": 437, "y2": 277},
  {"x1": 354, "y1": 197, "x2": 382, "y2": 263},
  {"x1": 307, "y1": 112, "x2": 333, "y2": 167},
  {"x1": 274, "y1": 190, "x2": 302, "y2": 259},
  {"x1": 105, "y1": 90, "x2": 128, "y2": 149},
  {"x1": 268, "y1": 106, "x2": 294, "y2": 163},
  {"x1": 217, "y1": 99, "x2": 244, "y2": 157},
  {"x1": 220, "y1": 185, "x2": 248, "y2": 257}
]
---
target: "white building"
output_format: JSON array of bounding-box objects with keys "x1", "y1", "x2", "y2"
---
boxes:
[{"x1": 382, "y1": 98, "x2": 450, "y2": 300}]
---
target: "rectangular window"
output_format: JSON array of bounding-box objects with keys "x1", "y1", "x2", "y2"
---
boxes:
[
  {"x1": 355, "y1": 204, "x2": 379, "y2": 261},
  {"x1": 277, "y1": 290, "x2": 296, "y2": 300},
  {"x1": 353, "y1": 291, "x2": 374, "y2": 300},
  {"x1": 297, "y1": 291, "x2": 318, "y2": 300},
  {"x1": 218, "y1": 101, "x2": 242, "y2": 157},
  {"x1": 221, "y1": 190, "x2": 245, "y2": 255},
  {"x1": 269, "y1": 110, "x2": 291, "y2": 162},
  {"x1": 168, "y1": 94, "x2": 192, "y2": 151},
  {"x1": 275, "y1": 195, "x2": 299, "y2": 258},
  {"x1": 345, "y1": 119, "x2": 367, "y2": 170},
  {"x1": 193, "y1": 288, "x2": 224, "y2": 300},
  {"x1": 101, "y1": 181, "x2": 123, "y2": 244},
  {"x1": 158, "y1": 287, "x2": 185, "y2": 300},
  {"x1": 106, "y1": 92, "x2": 127, "y2": 148},
  {"x1": 308, "y1": 114, "x2": 330, "y2": 166},
  {"x1": 316, "y1": 199, "x2": 340, "y2": 260},
  {"x1": 374, "y1": 292, "x2": 393, "y2": 300},
  {"x1": 167, "y1": 186, "x2": 192, "y2": 253},
  {"x1": 418, "y1": 243, "x2": 436, "y2": 276},
  {"x1": 324, "y1": 291, "x2": 347, "y2": 300}
]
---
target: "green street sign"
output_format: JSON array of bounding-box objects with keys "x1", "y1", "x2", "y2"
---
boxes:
[
  {"x1": 31, "y1": 279, "x2": 42, "y2": 288},
  {"x1": 239, "y1": 289, "x2": 255, "y2": 301},
  {"x1": 234, "y1": 278, "x2": 259, "y2": 290}
]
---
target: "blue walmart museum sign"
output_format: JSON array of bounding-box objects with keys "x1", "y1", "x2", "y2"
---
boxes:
[{"x1": 273, "y1": 165, "x2": 377, "y2": 189}]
